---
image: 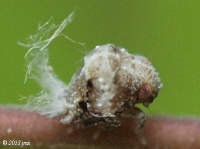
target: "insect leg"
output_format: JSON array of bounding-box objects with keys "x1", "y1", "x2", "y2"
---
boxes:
[
  {"x1": 82, "y1": 116, "x2": 121, "y2": 129},
  {"x1": 102, "y1": 117, "x2": 121, "y2": 129},
  {"x1": 82, "y1": 117, "x2": 106, "y2": 127},
  {"x1": 123, "y1": 107, "x2": 147, "y2": 145},
  {"x1": 132, "y1": 107, "x2": 147, "y2": 145}
]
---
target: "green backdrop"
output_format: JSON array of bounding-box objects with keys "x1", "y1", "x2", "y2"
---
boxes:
[{"x1": 1, "y1": 1, "x2": 199, "y2": 116}]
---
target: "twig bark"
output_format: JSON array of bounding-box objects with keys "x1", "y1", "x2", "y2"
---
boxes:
[{"x1": 0, "y1": 108, "x2": 200, "y2": 149}]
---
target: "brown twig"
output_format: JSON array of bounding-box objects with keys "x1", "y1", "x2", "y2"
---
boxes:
[{"x1": 0, "y1": 108, "x2": 200, "y2": 149}]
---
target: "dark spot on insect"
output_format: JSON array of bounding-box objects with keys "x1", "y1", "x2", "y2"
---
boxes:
[
  {"x1": 113, "y1": 47, "x2": 119, "y2": 53},
  {"x1": 86, "y1": 79, "x2": 93, "y2": 100},
  {"x1": 86, "y1": 80, "x2": 93, "y2": 91},
  {"x1": 78, "y1": 101, "x2": 88, "y2": 112}
]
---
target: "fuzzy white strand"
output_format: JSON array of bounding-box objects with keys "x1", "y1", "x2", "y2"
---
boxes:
[{"x1": 20, "y1": 12, "x2": 76, "y2": 118}]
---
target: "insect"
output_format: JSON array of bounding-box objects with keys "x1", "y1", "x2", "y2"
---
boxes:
[
  {"x1": 61, "y1": 44, "x2": 162, "y2": 129},
  {"x1": 22, "y1": 12, "x2": 162, "y2": 133}
]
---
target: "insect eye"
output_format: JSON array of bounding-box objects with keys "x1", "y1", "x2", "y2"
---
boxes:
[{"x1": 138, "y1": 83, "x2": 153, "y2": 102}]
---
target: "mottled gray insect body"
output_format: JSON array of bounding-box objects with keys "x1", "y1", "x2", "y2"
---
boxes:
[{"x1": 61, "y1": 44, "x2": 162, "y2": 128}]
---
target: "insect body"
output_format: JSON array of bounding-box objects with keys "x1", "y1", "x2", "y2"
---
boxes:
[{"x1": 61, "y1": 44, "x2": 162, "y2": 128}]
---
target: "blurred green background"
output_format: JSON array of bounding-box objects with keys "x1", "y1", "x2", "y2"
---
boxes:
[{"x1": 0, "y1": 1, "x2": 199, "y2": 116}]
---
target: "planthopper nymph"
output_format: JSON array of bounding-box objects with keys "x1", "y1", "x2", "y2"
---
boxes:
[
  {"x1": 22, "y1": 12, "x2": 162, "y2": 132},
  {"x1": 63, "y1": 44, "x2": 162, "y2": 129}
]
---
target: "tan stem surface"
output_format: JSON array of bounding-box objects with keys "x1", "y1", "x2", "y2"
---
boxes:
[{"x1": 0, "y1": 108, "x2": 199, "y2": 149}]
